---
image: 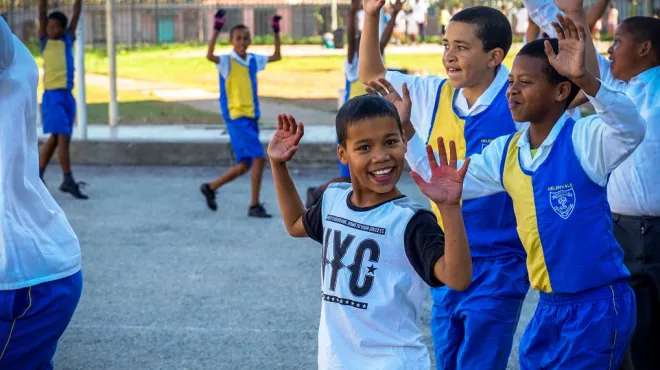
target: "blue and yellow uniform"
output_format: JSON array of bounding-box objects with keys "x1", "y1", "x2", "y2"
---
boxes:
[
  {"x1": 217, "y1": 52, "x2": 269, "y2": 167},
  {"x1": 40, "y1": 30, "x2": 76, "y2": 135},
  {"x1": 462, "y1": 82, "x2": 646, "y2": 369},
  {"x1": 387, "y1": 66, "x2": 529, "y2": 370}
]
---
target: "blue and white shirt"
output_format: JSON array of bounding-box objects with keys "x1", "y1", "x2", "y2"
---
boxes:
[{"x1": 524, "y1": 0, "x2": 660, "y2": 216}]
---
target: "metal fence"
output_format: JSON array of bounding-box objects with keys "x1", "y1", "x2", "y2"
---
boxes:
[{"x1": 1, "y1": 0, "x2": 657, "y2": 47}]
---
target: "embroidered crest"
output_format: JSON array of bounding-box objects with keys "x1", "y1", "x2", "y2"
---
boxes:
[{"x1": 549, "y1": 188, "x2": 576, "y2": 220}]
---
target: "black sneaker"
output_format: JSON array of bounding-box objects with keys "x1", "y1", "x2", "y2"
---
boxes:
[
  {"x1": 248, "y1": 204, "x2": 272, "y2": 218},
  {"x1": 306, "y1": 186, "x2": 323, "y2": 208},
  {"x1": 200, "y1": 183, "x2": 217, "y2": 211},
  {"x1": 59, "y1": 180, "x2": 88, "y2": 199}
]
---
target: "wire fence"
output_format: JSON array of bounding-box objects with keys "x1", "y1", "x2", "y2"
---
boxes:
[{"x1": 1, "y1": 0, "x2": 657, "y2": 48}]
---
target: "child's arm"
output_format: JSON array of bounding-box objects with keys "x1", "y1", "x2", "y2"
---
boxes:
[
  {"x1": 547, "y1": 18, "x2": 646, "y2": 186},
  {"x1": 268, "y1": 114, "x2": 309, "y2": 238},
  {"x1": 38, "y1": 0, "x2": 47, "y2": 39},
  {"x1": 206, "y1": 30, "x2": 220, "y2": 64},
  {"x1": 357, "y1": 0, "x2": 388, "y2": 84},
  {"x1": 268, "y1": 15, "x2": 282, "y2": 63},
  {"x1": 378, "y1": 0, "x2": 402, "y2": 54},
  {"x1": 0, "y1": 16, "x2": 15, "y2": 73},
  {"x1": 68, "y1": 0, "x2": 82, "y2": 34},
  {"x1": 347, "y1": 0, "x2": 360, "y2": 64},
  {"x1": 407, "y1": 138, "x2": 472, "y2": 291}
]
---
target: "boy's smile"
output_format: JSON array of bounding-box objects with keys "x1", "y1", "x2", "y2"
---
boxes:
[
  {"x1": 231, "y1": 29, "x2": 251, "y2": 57},
  {"x1": 607, "y1": 27, "x2": 639, "y2": 82},
  {"x1": 337, "y1": 116, "x2": 406, "y2": 205}
]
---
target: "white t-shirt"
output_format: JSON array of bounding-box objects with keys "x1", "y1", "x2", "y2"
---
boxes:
[
  {"x1": 215, "y1": 50, "x2": 269, "y2": 78},
  {"x1": 357, "y1": 10, "x2": 366, "y2": 33},
  {"x1": 303, "y1": 183, "x2": 447, "y2": 369},
  {"x1": 406, "y1": 14, "x2": 419, "y2": 34},
  {"x1": 412, "y1": 1, "x2": 428, "y2": 23},
  {"x1": 0, "y1": 18, "x2": 81, "y2": 290},
  {"x1": 395, "y1": 11, "x2": 407, "y2": 33}
]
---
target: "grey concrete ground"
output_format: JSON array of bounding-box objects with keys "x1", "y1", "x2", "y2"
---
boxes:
[{"x1": 48, "y1": 165, "x2": 538, "y2": 370}]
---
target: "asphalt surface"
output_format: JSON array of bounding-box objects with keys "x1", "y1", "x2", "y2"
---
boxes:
[{"x1": 46, "y1": 165, "x2": 539, "y2": 370}]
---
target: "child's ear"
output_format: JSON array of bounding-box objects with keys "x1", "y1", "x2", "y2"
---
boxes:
[
  {"x1": 638, "y1": 40, "x2": 652, "y2": 59},
  {"x1": 401, "y1": 131, "x2": 408, "y2": 153},
  {"x1": 487, "y1": 48, "x2": 505, "y2": 69},
  {"x1": 556, "y1": 81, "x2": 572, "y2": 104},
  {"x1": 337, "y1": 144, "x2": 349, "y2": 166}
]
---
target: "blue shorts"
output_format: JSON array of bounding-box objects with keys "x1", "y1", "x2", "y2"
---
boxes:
[
  {"x1": 335, "y1": 140, "x2": 350, "y2": 178},
  {"x1": 42, "y1": 89, "x2": 76, "y2": 135},
  {"x1": 226, "y1": 117, "x2": 264, "y2": 167},
  {"x1": 0, "y1": 270, "x2": 83, "y2": 369},
  {"x1": 519, "y1": 280, "x2": 636, "y2": 369},
  {"x1": 431, "y1": 255, "x2": 529, "y2": 370}
]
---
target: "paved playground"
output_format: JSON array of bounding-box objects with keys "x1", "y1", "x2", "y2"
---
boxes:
[{"x1": 48, "y1": 165, "x2": 539, "y2": 370}]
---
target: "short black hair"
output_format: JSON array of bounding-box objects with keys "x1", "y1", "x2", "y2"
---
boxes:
[
  {"x1": 620, "y1": 16, "x2": 660, "y2": 62},
  {"x1": 336, "y1": 95, "x2": 402, "y2": 146},
  {"x1": 230, "y1": 24, "x2": 249, "y2": 38},
  {"x1": 450, "y1": 6, "x2": 513, "y2": 57},
  {"x1": 518, "y1": 38, "x2": 580, "y2": 109},
  {"x1": 47, "y1": 11, "x2": 68, "y2": 29}
]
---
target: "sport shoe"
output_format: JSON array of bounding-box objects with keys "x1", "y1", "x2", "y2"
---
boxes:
[
  {"x1": 200, "y1": 183, "x2": 217, "y2": 211},
  {"x1": 59, "y1": 179, "x2": 88, "y2": 199},
  {"x1": 248, "y1": 203, "x2": 272, "y2": 218},
  {"x1": 306, "y1": 186, "x2": 323, "y2": 208}
]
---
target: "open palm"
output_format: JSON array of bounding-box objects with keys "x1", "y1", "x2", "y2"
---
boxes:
[
  {"x1": 546, "y1": 14, "x2": 587, "y2": 80},
  {"x1": 366, "y1": 78, "x2": 411, "y2": 125},
  {"x1": 268, "y1": 114, "x2": 305, "y2": 162},
  {"x1": 363, "y1": 0, "x2": 386, "y2": 15},
  {"x1": 411, "y1": 137, "x2": 470, "y2": 206}
]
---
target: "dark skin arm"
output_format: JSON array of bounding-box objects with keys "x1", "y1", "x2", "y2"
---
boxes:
[
  {"x1": 347, "y1": 0, "x2": 360, "y2": 64},
  {"x1": 206, "y1": 29, "x2": 220, "y2": 64},
  {"x1": 268, "y1": 29, "x2": 281, "y2": 62},
  {"x1": 38, "y1": 0, "x2": 47, "y2": 38},
  {"x1": 379, "y1": 0, "x2": 403, "y2": 54},
  {"x1": 68, "y1": 0, "x2": 82, "y2": 34}
]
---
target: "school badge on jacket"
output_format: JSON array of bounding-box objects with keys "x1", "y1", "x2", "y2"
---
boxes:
[{"x1": 549, "y1": 185, "x2": 576, "y2": 220}]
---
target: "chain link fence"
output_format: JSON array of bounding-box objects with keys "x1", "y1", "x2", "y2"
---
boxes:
[{"x1": 1, "y1": 0, "x2": 656, "y2": 47}]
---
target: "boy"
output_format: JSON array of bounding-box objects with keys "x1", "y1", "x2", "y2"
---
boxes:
[
  {"x1": 305, "y1": 0, "x2": 402, "y2": 208},
  {"x1": 360, "y1": 2, "x2": 529, "y2": 368},
  {"x1": 200, "y1": 10, "x2": 282, "y2": 218},
  {"x1": 459, "y1": 17, "x2": 645, "y2": 368},
  {"x1": 37, "y1": 0, "x2": 87, "y2": 199},
  {"x1": 267, "y1": 95, "x2": 472, "y2": 369},
  {"x1": 0, "y1": 17, "x2": 83, "y2": 369},
  {"x1": 523, "y1": 1, "x2": 660, "y2": 368}
]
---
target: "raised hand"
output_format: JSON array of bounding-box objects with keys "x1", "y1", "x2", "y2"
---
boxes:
[
  {"x1": 214, "y1": 9, "x2": 227, "y2": 31},
  {"x1": 545, "y1": 14, "x2": 587, "y2": 80},
  {"x1": 410, "y1": 137, "x2": 470, "y2": 206},
  {"x1": 363, "y1": 0, "x2": 386, "y2": 15},
  {"x1": 552, "y1": 0, "x2": 584, "y2": 14},
  {"x1": 268, "y1": 114, "x2": 305, "y2": 162},
  {"x1": 393, "y1": 0, "x2": 404, "y2": 12},
  {"x1": 366, "y1": 78, "x2": 411, "y2": 126},
  {"x1": 271, "y1": 14, "x2": 282, "y2": 33}
]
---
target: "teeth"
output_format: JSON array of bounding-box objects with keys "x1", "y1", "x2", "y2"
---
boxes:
[{"x1": 372, "y1": 168, "x2": 393, "y2": 175}]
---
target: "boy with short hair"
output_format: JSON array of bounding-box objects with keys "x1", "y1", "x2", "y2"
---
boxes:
[
  {"x1": 268, "y1": 95, "x2": 472, "y2": 369},
  {"x1": 200, "y1": 10, "x2": 282, "y2": 218},
  {"x1": 0, "y1": 16, "x2": 83, "y2": 369},
  {"x1": 305, "y1": 0, "x2": 402, "y2": 208},
  {"x1": 37, "y1": 0, "x2": 87, "y2": 199},
  {"x1": 359, "y1": 2, "x2": 529, "y2": 368},
  {"x1": 459, "y1": 17, "x2": 644, "y2": 368},
  {"x1": 523, "y1": 1, "x2": 660, "y2": 368}
]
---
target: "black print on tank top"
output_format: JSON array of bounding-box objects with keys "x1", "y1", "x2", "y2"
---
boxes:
[{"x1": 321, "y1": 227, "x2": 381, "y2": 309}]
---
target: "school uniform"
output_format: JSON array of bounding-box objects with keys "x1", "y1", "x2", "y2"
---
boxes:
[
  {"x1": 0, "y1": 19, "x2": 83, "y2": 369},
  {"x1": 217, "y1": 51, "x2": 269, "y2": 167},
  {"x1": 40, "y1": 30, "x2": 76, "y2": 135},
  {"x1": 523, "y1": 1, "x2": 660, "y2": 367},
  {"x1": 387, "y1": 66, "x2": 530, "y2": 369},
  {"x1": 462, "y1": 82, "x2": 646, "y2": 369},
  {"x1": 302, "y1": 182, "x2": 447, "y2": 369}
]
